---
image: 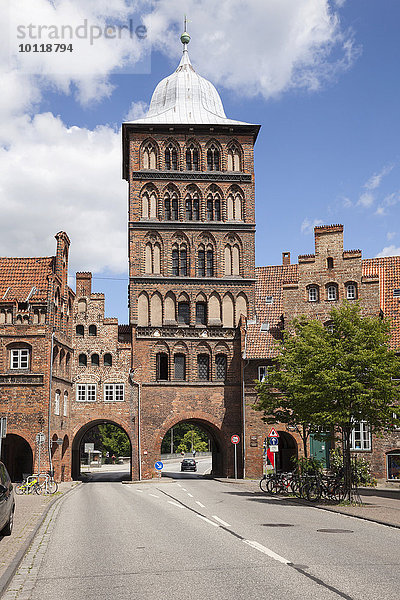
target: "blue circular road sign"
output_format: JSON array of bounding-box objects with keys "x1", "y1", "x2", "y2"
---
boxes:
[
  {"x1": 269, "y1": 437, "x2": 279, "y2": 446},
  {"x1": 155, "y1": 461, "x2": 164, "y2": 470}
]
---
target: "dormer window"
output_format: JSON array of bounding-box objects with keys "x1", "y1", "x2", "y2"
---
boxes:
[{"x1": 327, "y1": 257, "x2": 334, "y2": 269}]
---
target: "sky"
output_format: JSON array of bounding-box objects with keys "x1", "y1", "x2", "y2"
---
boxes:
[{"x1": 1, "y1": 0, "x2": 399, "y2": 323}]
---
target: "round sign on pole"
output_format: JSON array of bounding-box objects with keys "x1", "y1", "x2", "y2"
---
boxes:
[
  {"x1": 231, "y1": 434, "x2": 240, "y2": 445},
  {"x1": 154, "y1": 461, "x2": 164, "y2": 471}
]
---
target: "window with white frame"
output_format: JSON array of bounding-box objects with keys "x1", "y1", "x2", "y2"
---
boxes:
[
  {"x1": 350, "y1": 421, "x2": 371, "y2": 451},
  {"x1": 54, "y1": 391, "x2": 60, "y2": 416},
  {"x1": 76, "y1": 384, "x2": 96, "y2": 402},
  {"x1": 10, "y1": 348, "x2": 29, "y2": 369},
  {"x1": 387, "y1": 452, "x2": 400, "y2": 481},
  {"x1": 63, "y1": 392, "x2": 68, "y2": 417},
  {"x1": 327, "y1": 285, "x2": 337, "y2": 301},
  {"x1": 104, "y1": 384, "x2": 124, "y2": 402},
  {"x1": 346, "y1": 283, "x2": 357, "y2": 300},
  {"x1": 392, "y1": 412, "x2": 400, "y2": 430},
  {"x1": 308, "y1": 286, "x2": 318, "y2": 302},
  {"x1": 258, "y1": 365, "x2": 268, "y2": 382}
]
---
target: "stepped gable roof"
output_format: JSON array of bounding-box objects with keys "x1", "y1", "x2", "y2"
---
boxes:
[
  {"x1": 0, "y1": 256, "x2": 54, "y2": 303},
  {"x1": 363, "y1": 256, "x2": 400, "y2": 350},
  {"x1": 245, "y1": 264, "x2": 298, "y2": 359},
  {"x1": 125, "y1": 32, "x2": 252, "y2": 126}
]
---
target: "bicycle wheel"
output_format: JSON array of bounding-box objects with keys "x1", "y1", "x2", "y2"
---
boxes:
[
  {"x1": 259, "y1": 477, "x2": 269, "y2": 493},
  {"x1": 305, "y1": 482, "x2": 321, "y2": 502},
  {"x1": 266, "y1": 478, "x2": 277, "y2": 494},
  {"x1": 46, "y1": 480, "x2": 58, "y2": 494},
  {"x1": 333, "y1": 484, "x2": 346, "y2": 503},
  {"x1": 15, "y1": 484, "x2": 26, "y2": 495},
  {"x1": 34, "y1": 483, "x2": 43, "y2": 495}
]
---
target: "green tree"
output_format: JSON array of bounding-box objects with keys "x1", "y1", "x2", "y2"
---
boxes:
[
  {"x1": 98, "y1": 424, "x2": 131, "y2": 458},
  {"x1": 161, "y1": 424, "x2": 209, "y2": 453},
  {"x1": 176, "y1": 430, "x2": 209, "y2": 453},
  {"x1": 256, "y1": 303, "x2": 400, "y2": 498}
]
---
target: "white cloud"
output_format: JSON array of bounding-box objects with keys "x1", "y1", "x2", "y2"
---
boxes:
[
  {"x1": 358, "y1": 191, "x2": 374, "y2": 208},
  {"x1": 124, "y1": 100, "x2": 149, "y2": 121},
  {"x1": 364, "y1": 165, "x2": 393, "y2": 190},
  {"x1": 376, "y1": 245, "x2": 400, "y2": 258},
  {"x1": 301, "y1": 218, "x2": 324, "y2": 235},
  {"x1": 375, "y1": 191, "x2": 400, "y2": 216},
  {"x1": 0, "y1": 113, "x2": 126, "y2": 273},
  {"x1": 341, "y1": 196, "x2": 352, "y2": 208},
  {"x1": 146, "y1": 0, "x2": 358, "y2": 100},
  {"x1": 387, "y1": 232, "x2": 396, "y2": 241}
]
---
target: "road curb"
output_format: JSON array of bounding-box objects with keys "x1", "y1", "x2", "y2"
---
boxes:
[
  {"x1": 0, "y1": 482, "x2": 81, "y2": 599},
  {"x1": 309, "y1": 502, "x2": 400, "y2": 530}
]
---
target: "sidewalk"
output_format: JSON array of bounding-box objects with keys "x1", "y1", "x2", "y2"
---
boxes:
[
  {"x1": 0, "y1": 481, "x2": 79, "y2": 596},
  {"x1": 228, "y1": 479, "x2": 400, "y2": 528}
]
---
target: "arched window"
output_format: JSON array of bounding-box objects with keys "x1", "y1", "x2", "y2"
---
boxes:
[
  {"x1": 227, "y1": 144, "x2": 242, "y2": 171},
  {"x1": 104, "y1": 353, "x2": 112, "y2": 367},
  {"x1": 141, "y1": 193, "x2": 149, "y2": 218},
  {"x1": 174, "y1": 354, "x2": 186, "y2": 380},
  {"x1": 196, "y1": 302, "x2": 207, "y2": 325},
  {"x1": 207, "y1": 145, "x2": 220, "y2": 171},
  {"x1": 186, "y1": 198, "x2": 192, "y2": 221},
  {"x1": 78, "y1": 353, "x2": 87, "y2": 367},
  {"x1": 308, "y1": 286, "x2": 319, "y2": 302},
  {"x1": 178, "y1": 302, "x2": 190, "y2": 325},
  {"x1": 145, "y1": 243, "x2": 161, "y2": 275},
  {"x1": 327, "y1": 257, "x2": 334, "y2": 269},
  {"x1": 55, "y1": 390, "x2": 60, "y2": 416},
  {"x1": 197, "y1": 354, "x2": 210, "y2": 380},
  {"x1": 235, "y1": 294, "x2": 248, "y2": 325},
  {"x1": 171, "y1": 196, "x2": 178, "y2": 220},
  {"x1": 156, "y1": 353, "x2": 169, "y2": 381},
  {"x1": 198, "y1": 246, "x2": 213, "y2": 277},
  {"x1": 165, "y1": 143, "x2": 178, "y2": 170},
  {"x1": 164, "y1": 195, "x2": 171, "y2": 220},
  {"x1": 78, "y1": 299, "x2": 87, "y2": 314},
  {"x1": 186, "y1": 143, "x2": 199, "y2": 170},
  {"x1": 76, "y1": 325, "x2": 84, "y2": 337},
  {"x1": 346, "y1": 282, "x2": 357, "y2": 300},
  {"x1": 63, "y1": 391, "x2": 68, "y2": 417},
  {"x1": 10, "y1": 346, "x2": 30, "y2": 369},
  {"x1": 206, "y1": 188, "x2": 222, "y2": 221},
  {"x1": 142, "y1": 141, "x2": 157, "y2": 169},
  {"x1": 215, "y1": 354, "x2": 227, "y2": 380},
  {"x1": 207, "y1": 197, "x2": 213, "y2": 221},
  {"x1": 327, "y1": 284, "x2": 338, "y2": 301},
  {"x1": 172, "y1": 244, "x2": 188, "y2": 277},
  {"x1": 91, "y1": 353, "x2": 99, "y2": 366},
  {"x1": 88, "y1": 325, "x2": 97, "y2": 336},
  {"x1": 138, "y1": 293, "x2": 149, "y2": 326}
]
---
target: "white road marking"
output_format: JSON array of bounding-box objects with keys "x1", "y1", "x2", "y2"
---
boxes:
[
  {"x1": 177, "y1": 484, "x2": 182, "y2": 487},
  {"x1": 149, "y1": 494, "x2": 159, "y2": 498},
  {"x1": 136, "y1": 490, "x2": 143, "y2": 493},
  {"x1": 196, "y1": 501, "x2": 205, "y2": 508},
  {"x1": 212, "y1": 516, "x2": 231, "y2": 527},
  {"x1": 187, "y1": 493, "x2": 193, "y2": 497},
  {"x1": 182, "y1": 488, "x2": 187, "y2": 491},
  {"x1": 243, "y1": 540, "x2": 290, "y2": 564},
  {"x1": 198, "y1": 515, "x2": 220, "y2": 527},
  {"x1": 168, "y1": 501, "x2": 185, "y2": 509}
]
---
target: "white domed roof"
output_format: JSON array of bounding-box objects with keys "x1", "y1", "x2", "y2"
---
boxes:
[{"x1": 127, "y1": 43, "x2": 250, "y2": 126}]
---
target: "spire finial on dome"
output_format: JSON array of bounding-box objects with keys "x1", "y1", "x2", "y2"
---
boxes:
[{"x1": 180, "y1": 15, "x2": 190, "y2": 48}]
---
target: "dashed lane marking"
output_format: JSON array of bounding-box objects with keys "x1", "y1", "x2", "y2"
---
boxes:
[
  {"x1": 198, "y1": 515, "x2": 220, "y2": 527},
  {"x1": 212, "y1": 516, "x2": 231, "y2": 527},
  {"x1": 187, "y1": 493, "x2": 193, "y2": 497},
  {"x1": 196, "y1": 501, "x2": 205, "y2": 508},
  {"x1": 168, "y1": 500, "x2": 185, "y2": 509},
  {"x1": 182, "y1": 488, "x2": 187, "y2": 491},
  {"x1": 243, "y1": 540, "x2": 289, "y2": 564},
  {"x1": 149, "y1": 494, "x2": 159, "y2": 498},
  {"x1": 136, "y1": 490, "x2": 143, "y2": 493}
]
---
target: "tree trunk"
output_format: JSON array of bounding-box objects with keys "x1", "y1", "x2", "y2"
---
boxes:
[
  {"x1": 342, "y1": 427, "x2": 352, "y2": 502},
  {"x1": 302, "y1": 424, "x2": 308, "y2": 458}
]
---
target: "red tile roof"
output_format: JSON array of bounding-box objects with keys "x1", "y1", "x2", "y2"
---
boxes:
[
  {"x1": 363, "y1": 256, "x2": 400, "y2": 349},
  {"x1": 247, "y1": 255, "x2": 400, "y2": 359},
  {"x1": 245, "y1": 264, "x2": 298, "y2": 359},
  {"x1": 0, "y1": 257, "x2": 54, "y2": 303}
]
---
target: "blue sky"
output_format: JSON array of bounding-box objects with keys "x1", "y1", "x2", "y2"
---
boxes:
[{"x1": 1, "y1": 1, "x2": 399, "y2": 323}]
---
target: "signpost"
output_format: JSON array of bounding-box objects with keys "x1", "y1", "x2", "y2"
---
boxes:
[
  {"x1": 155, "y1": 461, "x2": 163, "y2": 478},
  {"x1": 84, "y1": 443, "x2": 94, "y2": 470},
  {"x1": 231, "y1": 435, "x2": 240, "y2": 480},
  {"x1": 267, "y1": 429, "x2": 279, "y2": 472},
  {"x1": 36, "y1": 432, "x2": 45, "y2": 475}
]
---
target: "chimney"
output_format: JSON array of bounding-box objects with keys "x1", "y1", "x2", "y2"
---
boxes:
[{"x1": 282, "y1": 252, "x2": 291, "y2": 266}]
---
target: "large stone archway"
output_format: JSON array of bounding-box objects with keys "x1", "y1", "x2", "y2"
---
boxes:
[
  {"x1": 71, "y1": 419, "x2": 133, "y2": 481},
  {"x1": 1, "y1": 434, "x2": 33, "y2": 481}
]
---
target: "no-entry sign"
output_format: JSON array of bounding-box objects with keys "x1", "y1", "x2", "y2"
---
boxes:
[{"x1": 231, "y1": 434, "x2": 240, "y2": 444}]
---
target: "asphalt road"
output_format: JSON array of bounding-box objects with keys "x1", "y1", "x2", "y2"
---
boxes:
[{"x1": 4, "y1": 474, "x2": 399, "y2": 600}]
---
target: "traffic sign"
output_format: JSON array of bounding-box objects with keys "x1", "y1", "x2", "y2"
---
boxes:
[
  {"x1": 84, "y1": 443, "x2": 94, "y2": 453},
  {"x1": 268, "y1": 428, "x2": 279, "y2": 438},
  {"x1": 36, "y1": 432, "x2": 45, "y2": 444},
  {"x1": 231, "y1": 434, "x2": 240, "y2": 444},
  {"x1": 269, "y1": 437, "x2": 279, "y2": 446},
  {"x1": 269, "y1": 445, "x2": 279, "y2": 453},
  {"x1": 155, "y1": 461, "x2": 164, "y2": 471}
]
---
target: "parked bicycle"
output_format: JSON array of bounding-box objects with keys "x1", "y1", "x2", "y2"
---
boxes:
[{"x1": 15, "y1": 476, "x2": 41, "y2": 495}]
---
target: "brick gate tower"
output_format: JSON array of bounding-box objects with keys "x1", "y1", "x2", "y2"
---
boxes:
[{"x1": 122, "y1": 29, "x2": 260, "y2": 478}]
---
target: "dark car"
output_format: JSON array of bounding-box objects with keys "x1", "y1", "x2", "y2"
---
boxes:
[
  {"x1": 181, "y1": 458, "x2": 197, "y2": 472},
  {"x1": 0, "y1": 461, "x2": 15, "y2": 536}
]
